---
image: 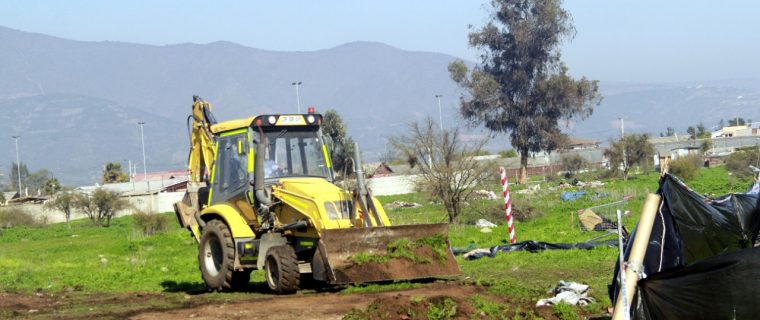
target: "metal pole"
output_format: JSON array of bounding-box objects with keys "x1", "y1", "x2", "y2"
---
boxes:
[
  {"x1": 292, "y1": 81, "x2": 302, "y2": 113},
  {"x1": 620, "y1": 118, "x2": 627, "y2": 172},
  {"x1": 435, "y1": 94, "x2": 443, "y2": 130},
  {"x1": 620, "y1": 117, "x2": 625, "y2": 138},
  {"x1": 138, "y1": 122, "x2": 147, "y2": 178},
  {"x1": 138, "y1": 122, "x2": 151, "y2": 210},
  {"x1": 12, "y1": 135, "x2": 22, "y2": 196}
]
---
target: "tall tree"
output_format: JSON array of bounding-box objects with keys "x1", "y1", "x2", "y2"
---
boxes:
[
  {"x1": 686, "y1": 126, "x2": 696, "y2": 139},
  {"x1": 322, "y1": 109, "x2": 356, "y2": 177},
  {"x1": 43, "y1": 178, "x2": 62, "y2": 195},
  {"x1": 26, "y1": 169, "x2": 53, "y2": 194},
  {"x1": 10, "y1": 162, "x2": 29, "y2": 192},
  {"x1": 696, "y1": 122, "x2": 710, "y2": 139},
  {"x1": 101, "y1": 162, "x2": 129, "y2": 184},
  {"x1": 728, "y1": 117, "x2": 747, "y2": 126},
  {"x1": 449, "y1": 0, "x2": 601, "y2": 183},
  {"x1": 604, "y1": 134, "x2": 655, "y2": 180}
]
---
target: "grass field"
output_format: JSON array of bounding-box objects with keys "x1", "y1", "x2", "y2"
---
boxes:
[{"x1": 0, "y1": 166, "x2": 753, "y2": 318}]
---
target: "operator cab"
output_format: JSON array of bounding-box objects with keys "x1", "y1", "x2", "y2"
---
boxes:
[
  {"x1": 252, "y1": 113, "x2": 332, "y2": 182},
  {"x1": 261, "y1": 127, "x2": 330, "y2": 180}
]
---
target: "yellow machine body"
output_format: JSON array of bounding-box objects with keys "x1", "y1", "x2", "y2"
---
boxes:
[{"x1": 175, "y1": 102, "x2": 459, "y2": 290}]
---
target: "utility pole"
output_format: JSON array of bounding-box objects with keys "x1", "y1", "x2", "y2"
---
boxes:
[
  {"x1": 292, "y1": 81, "x2": 302, "y2": 113},
  {"x1": 11, "y1": 135, "x2": 22, "y2": 196},
  {"x1": 435, "y1": 94, "x2": 443, "y2": 130},
  {"x1": 619, "y1": 118, "x2": 627, "y2": 172},
  {"x1": 138, "y1": 121, "x2": 152, "y2": 210},
  {"x1": 619, "y1": 117, "x2": 625, "y2": 138}
]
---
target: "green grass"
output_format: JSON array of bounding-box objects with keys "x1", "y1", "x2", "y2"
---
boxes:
[
  {"x1": 0, "y1": 213, "x2": 227, "y2": 293},
  {"x1": 0, "y1": 166, "x2": 753, "y2": 318}
]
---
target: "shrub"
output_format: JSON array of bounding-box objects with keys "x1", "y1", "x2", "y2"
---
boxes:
[
  {"x1": 133, "y1": 211, "x2": 169, "y2": 236},
  {"x1": 460, "y1": 197, "x2": 540, "y2": 225},
  {"x1": 560, "y1": 153, "x2": 587, "y2": 178},
  {"x1": 0, "y1": 207, "x2": 45, "y2": 228},
  {"x1": 74, "y1": 188, "x2": 130, "y2": 227},
  {"x1": 499, "y1": 149, "x2": 518, "y2": 158},
  {"x1": 725, "y1": 146, "x2": 760, "y2": 179},
  {"x1": 669, "y1": 154, "x2": 703, "y2": 180}
]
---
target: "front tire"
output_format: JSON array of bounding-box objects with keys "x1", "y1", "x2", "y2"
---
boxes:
[
  {"x1": 264, "y1": 245, "x2": 300, "y2": 294},
  {"x1": 198, "y1": 219, "x2": 236, "y2": 291}
]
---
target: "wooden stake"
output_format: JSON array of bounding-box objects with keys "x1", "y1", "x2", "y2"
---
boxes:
[{"x1": 611, "y1": 193, "x2": 662, "y2": 320}]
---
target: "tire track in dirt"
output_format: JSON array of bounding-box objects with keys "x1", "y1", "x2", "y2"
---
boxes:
[{"x1": 131, "y1": 284, "x2": 484, "y2": 320}]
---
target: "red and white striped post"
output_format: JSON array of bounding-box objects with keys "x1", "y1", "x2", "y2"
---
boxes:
[{"x1": 499, "y1": 167, "x2": 516, "y2": 244}]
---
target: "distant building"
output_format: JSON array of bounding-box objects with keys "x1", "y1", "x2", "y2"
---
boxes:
[
  {"x1": 77, "y1": 178, "x2": 187, "y2": 196},
  {"x1": 564, "y1": 137, "x2": 600, "y2": 150},
  {"x1": 370, "y1": 163, "x2": 394, "y2": 178},
  {"x1": 712, "y1": 125, "x2": 757, "y2": 138},
  {"x1": 131, "y1": 170, "x2": 189, "y2": 182}
]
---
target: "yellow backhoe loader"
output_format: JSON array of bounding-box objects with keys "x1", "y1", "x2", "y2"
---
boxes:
[{"x1": 175, "y1": 96, "x2": 459, "y2": 293}]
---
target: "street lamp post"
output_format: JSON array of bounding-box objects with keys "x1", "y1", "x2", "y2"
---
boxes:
[
  {"x1": 138, "y1": 121, "x2": 153, "y2": 210},
  {"x1": 292, "y1": 81, "x2": 303, "y2": 113},
  {"x1": 11, "y1": 135, "x2": 22, "y2": 196},
  {"x1": 138, "y1": 122, "x2": 147, "y2": 179},
  {"x1": 435, "y1": 94, "x2": 443, "y2": 130}
]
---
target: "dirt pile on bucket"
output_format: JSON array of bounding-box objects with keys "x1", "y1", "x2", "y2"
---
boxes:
[{"x1": 335, "y1": 244, "x2": 460, "y2": 283}]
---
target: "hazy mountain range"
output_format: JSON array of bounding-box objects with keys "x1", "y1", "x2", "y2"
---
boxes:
[{"x1": 1, "y1": 25, "x2": 758, "y2": 185}]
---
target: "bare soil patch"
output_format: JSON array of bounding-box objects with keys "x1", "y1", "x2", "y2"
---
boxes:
[{"x1": 1, "y1": 283, "x2": 572, "y2": 319}]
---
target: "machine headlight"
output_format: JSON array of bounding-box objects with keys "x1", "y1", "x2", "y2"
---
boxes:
[
  {"x1": 306, "y1": 115, "x2": 315, "y2": 124},
  {"x1": 267, "y1": 115, "x2": 277, "y2": 125}
]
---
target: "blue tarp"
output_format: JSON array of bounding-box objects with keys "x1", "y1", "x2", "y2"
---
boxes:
[{"x1": 561, "y1": 191, "x2": 586, "y2": 201}]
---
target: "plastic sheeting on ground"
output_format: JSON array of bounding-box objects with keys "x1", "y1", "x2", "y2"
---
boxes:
[
  {"x1": 561, "y1": 191, "x2": 586, "y2": 201},
  {"x1": 536, "y1": 280, "x2": 595, "y2": 307},
  {"x1": 455, "y1": 240, "x2": 618, "y2": 260},
  {"x1": 609, "y1": 174, "x2": 760, "y2": 320}
]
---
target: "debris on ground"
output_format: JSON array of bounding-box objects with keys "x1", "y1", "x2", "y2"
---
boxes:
[
  {"x1": 561, "y1": 191, "x2": 586, "y2": 201},
  {"x1": 479, "y1": 227, "x2": 493, "y2": 233},
  {"x1": 536, "y1": 280, "x2": 595, "y2": 307},
  {"x1": 473, "y1": 189, "x2": 498, "y2": 200},
  {"x1": 476, "y1": 219, "x2": 497, "y2": 228},
  {"x1": 575, "y1": 180, "x2": 606, "y2": 188},
  {"x1": 516, "y1": 184, "x2": 541, "y2": 194},
  {"x1": 588, "y1": 191, "x2": 610, "y2": 201},
  {"x1": 384, "y1": 200, "x2": 422, "y2": 209}
]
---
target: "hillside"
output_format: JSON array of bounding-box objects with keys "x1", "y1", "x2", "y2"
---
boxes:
[{"x1": 1, "y1": 25, "x2": 759, "y2": 185}]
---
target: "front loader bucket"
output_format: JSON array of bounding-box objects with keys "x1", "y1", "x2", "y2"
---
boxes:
[{"x1": 319, "y1": 223, "x2": 460, "y2": 284}]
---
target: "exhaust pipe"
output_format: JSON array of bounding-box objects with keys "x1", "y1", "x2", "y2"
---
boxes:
[{"x1": 254, "y1": 128, "x2": 272, "y2": 206}]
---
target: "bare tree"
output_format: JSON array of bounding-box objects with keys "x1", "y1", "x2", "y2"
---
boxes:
[{"x1": 391, "y1": 118, "x2": 491, "y2": 223}]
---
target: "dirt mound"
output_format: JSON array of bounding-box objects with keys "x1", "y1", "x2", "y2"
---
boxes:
[
  {"x1": 334, "y1": 245, "x2": 460, "y2": 284},
  {"x1": 344, "y1": 294, "x2": 476, "y2": 320}
]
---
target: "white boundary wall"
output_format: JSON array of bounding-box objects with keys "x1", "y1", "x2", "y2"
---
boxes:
[
  {"x1": 367, "y1": 175, "x2": 420, "y2": 196},
  {"x1": 13, "y1": 192, "x2": 185, "y2": 224}
]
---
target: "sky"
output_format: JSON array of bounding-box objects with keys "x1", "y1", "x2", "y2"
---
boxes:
[{"x1": 1, "y1": 1, "x2": 759, "y2": 83}]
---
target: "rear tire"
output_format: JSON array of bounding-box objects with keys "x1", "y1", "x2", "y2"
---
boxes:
[
  {"x1": 198, "y1": 219, "x2": 236, "y2": 291},
  {"x1": 264, "y1": 245, "x2": 300, "y2": 294}
]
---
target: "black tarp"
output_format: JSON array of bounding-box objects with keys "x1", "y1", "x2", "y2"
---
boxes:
[
  {"x1": 637, "y1": 247, "x2": 760, "y2": 319},
  {"x1": 455, "y1": 240, "x2": 617, "y2": 260},
  {"x1": 609, "y1": 174, "x2": 760, "y2": 319}
]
